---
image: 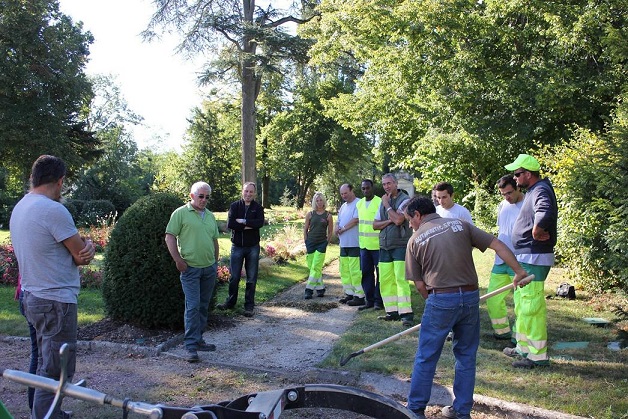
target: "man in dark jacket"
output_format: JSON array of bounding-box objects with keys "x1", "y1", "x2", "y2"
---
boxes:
[
  {"x1": 502, "y1": 154, "x2": 557, "y2": 369},
  {"x1": 217, "y1": 182, "x2": 265, "y2": 317}
]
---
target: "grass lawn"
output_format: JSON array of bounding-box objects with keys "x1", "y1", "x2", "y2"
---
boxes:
[{"x1": 320, "y1": 250, "x2": 627, "y2": 418}]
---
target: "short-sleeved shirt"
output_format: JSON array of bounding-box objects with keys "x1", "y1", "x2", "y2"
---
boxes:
[
  {"x1": 405, "y1": 213, "x2": 494, "y2": 289},
  {"x1": 10, "y1": 193, "x2": 80, "y2": 303},
  {"x1": 165, "y1": 203, "x2": 220, "y2": 268},
  {"x1": 337, "y1": 198, "x2": 359, "y2": 248},
  {"x1": 495, "y1": 199, "x2": 523, "y2": 264},
  {"x1": 436, "y1": 203, "x2": 474, "y2": 225}
]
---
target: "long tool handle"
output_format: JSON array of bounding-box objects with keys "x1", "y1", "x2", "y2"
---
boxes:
[{"x1": 339, "y1": 275, "x2": 534, "y2": 366}]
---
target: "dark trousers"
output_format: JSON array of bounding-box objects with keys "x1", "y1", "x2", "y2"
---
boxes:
[
  {"x1": 360, "y1": 248, "x2": 383, "y2": 306},
  {"x1": 225, "y1": 244, "x2": 260, "y2": 310},
  {"x1": 19, "y1": 294, "x2": 38, "y2": 410},
  {"x1": 24, "y1": 292, "x2": 78, "y2": 419}
]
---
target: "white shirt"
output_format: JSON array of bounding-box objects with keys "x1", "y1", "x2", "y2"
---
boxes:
[{"x1": 436, "y1": 203, "x2": 474, "y2": 225}]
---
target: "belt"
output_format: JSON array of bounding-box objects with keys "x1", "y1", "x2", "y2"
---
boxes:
[{"x1": 427, "y1": 284, "x2": 478, "y2": 294}]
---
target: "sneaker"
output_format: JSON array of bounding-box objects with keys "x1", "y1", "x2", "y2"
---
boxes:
[
  {"x1": 339, "y1": 294, "x2": 352, "y2": 304},
  {"x1": 503, "y1": 347, "x2": 521, "y2": 358},
  {"x1": 304, "y1": 289, "x2": 314, "y2": 300},
  {"x1": 197, "y1": 342, "x2": 216, "y2": 352},
  {"x1": 409, "y1": 408, "x2": 425, "y2": 418},
  {"x1": 442, "y1": 405, "x2": 471, "y2": 419},
  {"x1": 316, "y1": 289, "x2": 326, "y2": 297},
  {"x1": 185, "y1": 349, "x2": 200, "y2": 363},
  {"x1": 216, "y1": 303, "x2": 233, "y2": 310},
  {"x1": 243, "y1": 309, "x2": 254, "y2": 317},
  {"x1": 358, "y1": 302, "x2": 375, "y2": 311},
  {"x1": 347, "y1": 297, "x2": 366, "y2": 306}
]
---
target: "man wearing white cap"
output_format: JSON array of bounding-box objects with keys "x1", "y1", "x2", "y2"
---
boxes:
[{"x1": 502, "y1": 154, "x2": 557, "y2": 369}]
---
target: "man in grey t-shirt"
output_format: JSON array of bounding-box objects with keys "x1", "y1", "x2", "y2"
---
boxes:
[{"x1": 11, "y1": 155, "x2": 95, "y2": 418}]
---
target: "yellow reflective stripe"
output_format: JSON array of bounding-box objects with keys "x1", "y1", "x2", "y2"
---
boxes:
[
  {"x1": 359, "y1": 232, "x2": 379, "y2": 237},
  {"x1": 491, "y1": 317, "x2": 509, "y2": 325}
]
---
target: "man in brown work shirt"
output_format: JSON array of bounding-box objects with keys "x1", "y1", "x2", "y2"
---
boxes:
[{"x1": 403, "y1": 196, "x2": 529, "y2": 419}]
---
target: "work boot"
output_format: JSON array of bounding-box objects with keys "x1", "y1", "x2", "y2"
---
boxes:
[
  {"x1": 197, "y1": 342, "x2": 216, "y2": 352},
  {"x1": 216, "y1": 303, "x2": 233, "y2": 310},
  {"x1": 409, "y1": 408, "x2": 425, "y2": 419},
  {"x1": 304, "y1": 289, "x2": 314, "y2": 300},
  {"x1": 493, "y1": 332, "x2": 512, "y2": 340},
  {"x1": 377, "y1": 312, "x2": 400, "y2": 321},
  {"x1": 358, "y1": 302, "x2": 375, "y2": 311},
  {"x1": 339, "y1": 294, "x2": 352, "y2": 304},
  {"x1": 401, "y1": 315, "x2": 414, "y2": 327},
  {"x1": 347, "y1": 296, "x2": 365, "y2": 306},
  {"x1": 316, "y1": 288, "x2": 326, "y2": 297},
  {"x1": 442, "y1": 405, "x2": 471, "y2": 419},
  {"x1": 503, "y1": 347, "x2": 521, "y2": 358},
  {"x1": 185, "y1": 349, "x2": 200, "y2": 363}
]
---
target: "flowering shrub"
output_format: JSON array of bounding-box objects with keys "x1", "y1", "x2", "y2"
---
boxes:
[
  {"x1": 78, "y1": 212, "x2": 117, "y2": 252},
  {"x1": 265, "y1": 244, "x2": 276, "y2": 258},
  {"x1": 0, "y1": 243, "x2": 19, "y2": 286},
  {"x1": 79, "y1": 266, "x2": 103, "y2": 288},
  {"x1": 263, "y1": 224, "x2": 306, "y2": 264},
  {"x1": 217, "y1": 264, "x2": 231, "y2": 284}
]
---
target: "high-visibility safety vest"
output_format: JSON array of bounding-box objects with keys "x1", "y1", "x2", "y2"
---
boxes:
[{"x1": 356, "y1": 195, "x2": 382, "y2": 251}]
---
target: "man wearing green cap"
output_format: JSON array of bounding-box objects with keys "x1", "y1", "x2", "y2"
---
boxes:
[{"x1": 502, "y1": 154, "x2": 557, "y2": 368}]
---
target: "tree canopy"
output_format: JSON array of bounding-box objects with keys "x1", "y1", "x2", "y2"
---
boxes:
[
  {"x1": 0, "y1": 0, "x2": 99, "y2": 183},
  {"x1": 306, "y1": 0, "x2": 627, "y2": 198},
  {"x1": 144, "y1": 0, "x2": 315, "y2": 186}
]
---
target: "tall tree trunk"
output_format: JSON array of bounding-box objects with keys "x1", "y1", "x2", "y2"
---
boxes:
[{"x1": 241, "y1": 0, "x2": 257, "y2": 185}]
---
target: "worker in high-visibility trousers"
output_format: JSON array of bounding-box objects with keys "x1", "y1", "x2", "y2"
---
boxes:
[
  {"x1": 303, "y1": 192, "x2": 333, "y2": 299},
  {"x1": 486, "y1": 175, "x2": 524, "y2": 340},
  {"x1": 337, "y1": 184, "x2": 364, "y2": 306},
  {"x1": 372, "y1": 173, "x2": 414, "y2": 327}
]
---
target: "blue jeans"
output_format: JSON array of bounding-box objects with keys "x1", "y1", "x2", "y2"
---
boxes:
[
  {"x1": 19, "y1": 294, "x2": 39, "y2": 410},
  {"x1": 180, "y1": 264, "x2": 217, "y2": 350},
  {"x1": 225, "y1": 244, "x2": 260, "y2": 310},
  {"x1": 407, "y1": 290, "x2": 480, "y2": 414},
  {"x1": 360, "y1": 248, "x2": 383, "y2": 306},
  {"x1": 23, "y1": 292, "x2": 77, "y2": 419}
]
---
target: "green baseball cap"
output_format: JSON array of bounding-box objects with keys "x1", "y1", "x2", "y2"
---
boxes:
[{"x1": 504, "y1": 154, "x2": 540, "y2": 171}]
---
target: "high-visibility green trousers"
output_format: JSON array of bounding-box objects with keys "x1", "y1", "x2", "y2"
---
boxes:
[
  {"x1": 340, "y1": 247, "x2": 364, "y2": 298},
  {"x1": 306, "y1": 250, "x2": 326, "y2": 290},
  {"x1": 513, "y1": 263, "x2": 551, "y2": 364},
  {"x1": 379, "y1": 248, "x2": 412, "y2": 316},
  {"x1": 487, "y1": 264, "x2": 514, "y2": 338}
]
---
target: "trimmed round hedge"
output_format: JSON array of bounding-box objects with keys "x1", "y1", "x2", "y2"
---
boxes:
[{"x1": 102, "y1": 192, "x2": 185, "y2": 329}]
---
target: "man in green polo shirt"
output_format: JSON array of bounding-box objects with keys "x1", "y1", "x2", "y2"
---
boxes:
[{"x1": 166, "y1": 181, "x2": 220, "y2": 362}]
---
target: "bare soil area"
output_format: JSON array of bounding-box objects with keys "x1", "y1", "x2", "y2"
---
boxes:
[{"x1": 1, "y1": 260, "x2": 540, "y2": 418}]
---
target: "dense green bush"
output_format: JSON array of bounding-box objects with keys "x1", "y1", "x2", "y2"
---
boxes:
[
  {"x1": 541, "y1": 98, "x2": 627, "y2": 292},
  {"x1": 102, "y1": 192, "x2": 185, "y2": 329}
]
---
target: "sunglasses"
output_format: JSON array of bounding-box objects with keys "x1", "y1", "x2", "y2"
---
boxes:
[
  {"x1": 513, "y1": 171, "x2": 527, "y2": 178},
  {"x1": 196, "y1": 194, "x2": 210, "y2": 199}
]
